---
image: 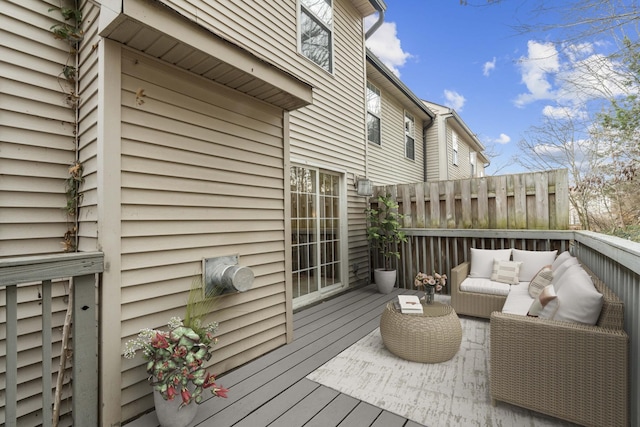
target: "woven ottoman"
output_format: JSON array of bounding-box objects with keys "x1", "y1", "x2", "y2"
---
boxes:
[{"x1": 380, "y1": 301, "x2": 462, "y2": 363}]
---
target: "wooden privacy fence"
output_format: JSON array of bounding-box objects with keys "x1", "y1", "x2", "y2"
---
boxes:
[
  {"x1": 372, "y1": 169, "x2": 570, "y2": 230},
  {"x1": 390, "y1": 229, "x2": 573, "y2": 291}
]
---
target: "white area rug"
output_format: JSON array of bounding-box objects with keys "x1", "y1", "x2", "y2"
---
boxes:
[{"x1": 306, "y1": 317, "x2": 577, "y2": 427}]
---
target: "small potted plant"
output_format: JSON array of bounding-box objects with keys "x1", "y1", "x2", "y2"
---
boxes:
[
  {"x1": 124, "y1": 280, "x2": 228, "y2": 427},
  {"x1": 414, "y1": 271, "x2": 447, "y2": 304},
  {"x1": 365, "y1": 193, "x2": 408, "y2": 293}
]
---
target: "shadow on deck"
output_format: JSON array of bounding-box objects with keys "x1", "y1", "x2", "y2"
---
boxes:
[{"x1": 125, "y1": 285, "x2": 423, "y2": 427}]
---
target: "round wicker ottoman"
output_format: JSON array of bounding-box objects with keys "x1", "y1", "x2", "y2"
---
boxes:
[{"x1": 380, "y1": 301, "x2": 462, "y2": 363}]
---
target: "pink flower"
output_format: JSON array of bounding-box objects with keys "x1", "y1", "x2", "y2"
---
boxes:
[
  {"x1": 203, "y1": 372, "x2": 216, "y2": 389},
  {"x1": 166, "y1": 385, "x2": 176, "y2": 400},
  {"x1": 181, "y1": 387, "x2": 191, "y2": 404},
  {"x1": 173, "y1": 346, "x2": 187, "y2": 358},
  {"x1": 151, "y1": 332, "x2": 169, "y2": 349},
  {"x1": 215, "y1": 386, "x2": 229, "y2": 398}
]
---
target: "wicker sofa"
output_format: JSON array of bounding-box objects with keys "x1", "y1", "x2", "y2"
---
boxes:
[
  {"x1": 451, "y1": 261, "x2": 506, "y2": 319},
  {"x1": 451, "y1": 260, "x2": 629, "y2": 427}
]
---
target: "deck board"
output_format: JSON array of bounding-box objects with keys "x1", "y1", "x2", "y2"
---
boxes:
[
  {"x1": 303, "y1": 390, "x2": 360, "y2": 427},
  {"x1": 124, "y1": 285, "x2": 423, "y2": 427}
]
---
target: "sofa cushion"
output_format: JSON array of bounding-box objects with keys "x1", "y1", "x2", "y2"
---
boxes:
[
  {"x1": 460, "y1": 277, "x2": 511, "y2": 296},
  {"x1": 469, "y1": 248, "x2": 512, "y2": 278},
  {"x1": 490, "y1": 259, "x2": 522, "y2": 285},
  {"x1": 540, "y1": 264, "x2": 604, "y2": 325},
  {"x1": 551, "y1": 256, "x2": 580, "y2": 291},
  {"x1": 552, "y1": 250, "x2": 573, "y2": 270},
  {"x1": 512, "y1": 249, "x2": 557, "y2": 282},
  {"x1": 528, "y1": 266, "x2": 553, "y2": 298},
  {"x1": 527, "y1": 285, "x2": 557, "y2": 316},
  {"x1": 501, "y1": 283, "x2": 532, "y2": 315}
]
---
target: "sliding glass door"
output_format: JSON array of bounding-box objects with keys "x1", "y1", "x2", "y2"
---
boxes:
[{"x1": 290, "y1": 166, "x2": 343, "y2": 304}]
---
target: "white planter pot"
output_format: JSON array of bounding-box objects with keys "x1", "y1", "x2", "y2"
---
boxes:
[
  {"x1": 153, "y1": 388, "x2": 198, "y2": 427},
  {"x1": 374, "y1": 269, "x2": 397, "y2": 294}
]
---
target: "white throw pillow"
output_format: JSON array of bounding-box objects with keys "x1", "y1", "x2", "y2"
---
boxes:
[
  {"x1": 552, "y1": 251, "x2": 573, "y2": 271},
  {"x1": 469, "y1": 248, "x2": 512, "y2": 278},
  {"x1": 512, "y1": 249, "x2": 557, "y2": 282},
  {"x1": 551, "y1": 256, "x2": 580, "y2": 291},
  {"x1": 528, "y1": 266, "x2": 553, "y2": 298},
  {"x1": 528, "y1": 285, "x2": 557, "y2": 317},
  {"x1": 490, "y1": 259, "x2": 522, "y2": 285},
  {"x1": 542, "y1": 264, "x2": 603, "y2": 325}
]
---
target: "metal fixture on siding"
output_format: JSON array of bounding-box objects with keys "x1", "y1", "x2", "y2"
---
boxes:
[
  {"x1": 356, "y1": 176, "x2": 373, "y2": 196},
  {"x1": 203, "y1": 255, "x2": 254, "y2": 295}
]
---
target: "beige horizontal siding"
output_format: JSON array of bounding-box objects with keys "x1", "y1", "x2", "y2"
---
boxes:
[
  {"x1": 426, "y1": 118, "x2": 442, "y2": 181},
  {"x1": 118, "y1": 48, "x2": 289, "y2": 422},
  {"x1": 159, "y1": 2, "x2": 372, "y2": 305},
  {"x1": 368, "y1": 91, "x2": 426, "y2": 186},
  {"x1": 1, "y1": 0, "x2": 77, "y2": 259},
  {"x1": 76, "y1": 0, "x2": 105, "y2": 251}
]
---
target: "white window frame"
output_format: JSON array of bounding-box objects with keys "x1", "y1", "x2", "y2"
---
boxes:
[
  {"x1": 452, "y1": 131, "x2": 459, "y2": 166},
  {"x1": 470, "y1": 151, "x2": 477, "y2": 177},
  {"x1": 366, "y1": 81, "x2": 381, "y2": 145},
  {"x1": 298, "y1": 0, "x2": 334, "y2": 73},
  {"x1": 405, "y1": 112, "x2": 415, "y2": 160}
]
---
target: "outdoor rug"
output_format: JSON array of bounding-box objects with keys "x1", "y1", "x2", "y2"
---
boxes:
[{"x1": 306, "y1": 316, "x2": 577, "y2": 427}]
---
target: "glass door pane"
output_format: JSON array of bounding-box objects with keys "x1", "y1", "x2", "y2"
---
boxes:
[{"x1": 291, "y1": 166, "x2": 341, "y2": 302}]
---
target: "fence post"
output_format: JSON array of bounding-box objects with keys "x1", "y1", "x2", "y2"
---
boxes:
[{"x1": 72, "y1": 274, "x2": 98, "y2": 426}]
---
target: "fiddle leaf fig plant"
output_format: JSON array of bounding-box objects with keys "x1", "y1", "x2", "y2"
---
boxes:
[{"x1": 365, "y1": 194, "x2": 407, "y2": 270}]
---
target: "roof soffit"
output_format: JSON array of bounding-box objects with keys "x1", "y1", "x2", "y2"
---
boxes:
[
  {"x1": 350, "y1": 0, "x2": 386, "y2": 16},
  {"x1": 99, "y1": 0, "x2": 313, "y2": 111}
]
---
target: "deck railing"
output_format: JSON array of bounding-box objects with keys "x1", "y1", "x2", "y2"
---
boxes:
[
  {"x1": 0, "y1": 252, "x2": 103, "y2": 427},
  {"x1": 375, "y1": 229, "x2": 639, "y2": 427}
]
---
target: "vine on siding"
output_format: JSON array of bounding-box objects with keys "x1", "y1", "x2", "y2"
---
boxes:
[
  {"x1": 48, "y1": 4, "x2": 85, "y2": 426},
  {"x1": 49, "y1": 3, "x2": 84, "y2": 252}
]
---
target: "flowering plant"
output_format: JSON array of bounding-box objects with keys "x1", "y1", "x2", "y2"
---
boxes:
[
  {"x1": 124, "y1": 317, "x2": 228, "y2": 406},
  {"x1": 123, "y1": 278, "x2": 227, "y2": 407},
  {"x1": 414, "y1": 271, "x2": 447, "y2": 293}
]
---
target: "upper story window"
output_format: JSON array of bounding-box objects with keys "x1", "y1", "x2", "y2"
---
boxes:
[
  {"x1": 299, "y1": 0, "x2": 333, "y2": 72},
  {"x1": 452, "y1": 131, "x2": 459, "y2": 166},
  {"x1": 405, "y1": 112, "x2": 415, "y2": 160},
  {"x1": 367, "y1": 81, "x2": 381, "y2": 145},
  {"x1": 470, "y1": 151, "x2": 477, "y2": 176}
]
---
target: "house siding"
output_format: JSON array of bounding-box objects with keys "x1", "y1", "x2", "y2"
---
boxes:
[
  {"x1": 423, "y1": 100, "x2": 486, "y2": 181},
  {"x1": 77, "y1": 0, "x2": 101, "y2": 252},
  {"x1": 368, "y1": 93, "x2": 426, "y2": 186},
  {"x1": 447, "y1": 126, "x2": 474, "y2": 180},
  {"x1": 157, "y1": 0, "x2": 373, "y2": 296},
  {"x1": 425, "y1": 116, "x2": 442, "y2": 181},
  {"x1": 116, "y1": 49, "x2": 289, "y2": 421},
  {"x1": 4, "y1": 0, "x2": 379, "y2": 423},
  {"x1": 1, "y1": 0, "x2": 77, "y2": 257},
  {"x1": 0, "y1": 1, "x2": 85, "y2": 425}
]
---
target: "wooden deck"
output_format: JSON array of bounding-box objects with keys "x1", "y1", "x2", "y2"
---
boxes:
[{"x1": 125, "y1": 285, "x2": 424, "y2": 427}]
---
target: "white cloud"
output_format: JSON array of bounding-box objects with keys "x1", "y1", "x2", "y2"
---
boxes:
[
  {"x1": 483, "y1": 57, "x2": 496, "y2": 77},
  {"x1": 542, "y1": 105, "x2": 587, "y2": 120},
  {"x1": 364, "y1": 17, "x2": 412, "y2": 77},
  {"x1": 557, "y1": 52, "x2": 627, "y2": 102},
  {"x1": 514, "y1": 41, "x2": 560, "y2": 107},
  {"x1": 565, "y1": 42, "x2": 594, "y2": 63},
  {"x1": 514, "y1": 40, "x2": 628, "y2": 111},
  {"x1": 443, "y1": 90, "x2": 466, "y2": 111},
  {"x1": 493, "y1": 133, "x2": 511, "y2": 144}
]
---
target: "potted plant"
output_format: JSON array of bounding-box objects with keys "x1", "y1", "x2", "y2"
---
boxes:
[
  {"x1": 365, "y1": 193, "x2": 408, "y2": 293},
  {"x1": 124, "y1": 280, "x2": 228, "y2": 427},
  {"x1": 414, "y1": 271, "x2": 447, "y2": 304}
]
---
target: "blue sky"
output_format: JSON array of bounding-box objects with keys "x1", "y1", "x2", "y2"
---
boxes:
[{"x1": 365, "y1": 1, "x2": 627, "y2": 175}]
